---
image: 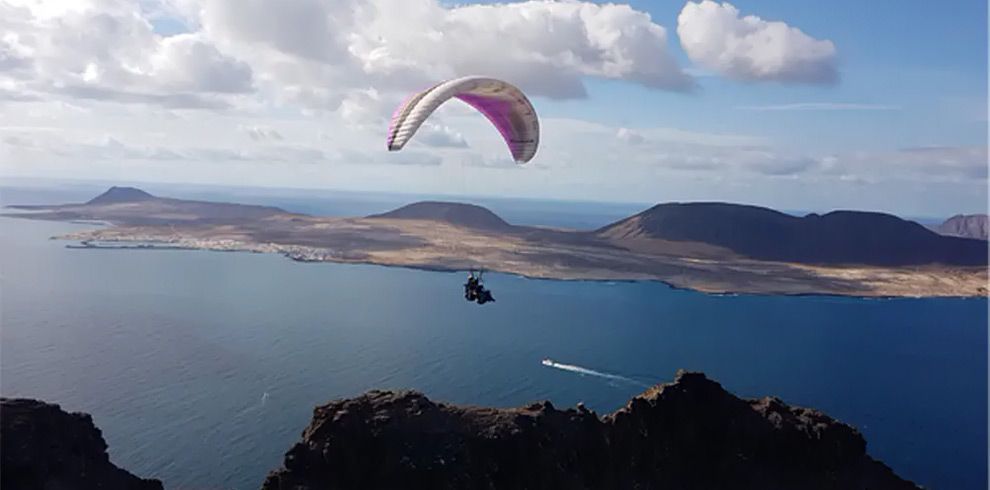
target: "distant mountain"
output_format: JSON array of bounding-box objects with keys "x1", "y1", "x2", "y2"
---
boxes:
[
  {"x1": 369, "y1": 201, "x2": 513, "y2": 231},
  {"x1": 8, "y1": 186, "x2": 290, "y2": 225},
  {"x1": 598, "y1": 202, "x2": 987, "y2": 266},
  {"x1": 936, "y1": 214, "x2": 988, "y2": 241},
  {"x1": 86, "y1": 186, "x2": 156, "y2": 205}
]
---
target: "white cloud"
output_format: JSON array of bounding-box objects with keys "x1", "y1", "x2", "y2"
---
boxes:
[
  {"x1": 677, "y1": 1, "x2": 837, "y2": 84},
  {"x1": 1, "y1": 0, "x2": 699, "y2": 119},
  {"x1": 150, "y1": 34, "x2": 253, "y2": 93},
  {"x1": 339, "y1": 88, "x2": 394, "y2": 128},
  {"x1": 377, "y1": 149, "x2": 443, "y2": 166},
  {"x1": 414, "y1": 122, "x2": 468, "y2": 148},
  {"x1": 1, "y1": 0, "x2": 253, "y2": 109},
  {"x1": 616, "y1": 128, "x2": 645, "y2": 145},
  {"x1": 462, "y1": 153, "x2": 519, "y2": 169},
  {"x1": 648, "y1": 146, "x2": 816, "y2": 176},
  {"x1": 0, "y1": 0, "x2": 702, "y2": 139}
]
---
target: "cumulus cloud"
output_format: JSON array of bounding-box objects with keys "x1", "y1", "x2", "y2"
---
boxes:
[
  {"x1": 339, "y1": 88, "x2": 395, "y2": 128},
  {"x1": 1, "y1": 0, "x2": 253, "y2": 109},
  {"x1": 616, "y1": 128, "x2": 645, "y2": 145},
  {"x1": 1, "y1": 0, "x2": 697, "y2": 119},
  {"x1": 414, "y1": 122, "x2": 469, "y2": 148},
  {"x1": 175, "y1": 0, "x2": 695, "y2": 104},
  {"x1": 386, "y1": 1, "x2": 696, "y2": 96},
  {"x1": 677, "y1": 1, "x2": 838, "y2": 84},
  {"x1": 150, "y1": 34, "x2": 253, "y2": 93}
]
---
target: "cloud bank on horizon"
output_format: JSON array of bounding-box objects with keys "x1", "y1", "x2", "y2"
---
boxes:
[{"x1": 0, "y1": 0, "x2": 986, "y2": 216}]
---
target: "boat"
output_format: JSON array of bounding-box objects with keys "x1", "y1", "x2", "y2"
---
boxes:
[{"x1": 541, "y1": 358, "x2": 554, "y2": 366}]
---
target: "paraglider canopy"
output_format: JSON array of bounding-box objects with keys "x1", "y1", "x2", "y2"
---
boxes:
[{"x1": 386, "y1": 76, "x2": 539, "y2": 164}]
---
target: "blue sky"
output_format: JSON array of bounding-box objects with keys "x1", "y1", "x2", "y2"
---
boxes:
[
  {"x1": 0, "y1": 0, "x2": 986, "y2": 216},
  {"x1": 543, "y1": 0, "x2": 987, "y2": 152}
]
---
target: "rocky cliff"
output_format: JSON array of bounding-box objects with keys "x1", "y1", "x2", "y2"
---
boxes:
[
  {"x1": 937, "y1": 214, "x2": 988, "y2": 240},
  {"x1": 262, "y1": 371, "x2": 919, "y2": 490},
  {"x1": 1, "y1": 398, "x2": 163, "y2": 490}
]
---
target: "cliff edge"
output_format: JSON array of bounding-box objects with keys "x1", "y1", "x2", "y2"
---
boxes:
[
  {"x1": 262, "y1": 371, "x2": 918, "y2": 490},
  {"x1": 1, "y1": 398, "x2": 163, "y2": 490}
]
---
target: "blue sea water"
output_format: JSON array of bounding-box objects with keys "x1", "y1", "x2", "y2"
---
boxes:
[{"x1": 0, "y1": 189, "x2": 986, "y2": 490}]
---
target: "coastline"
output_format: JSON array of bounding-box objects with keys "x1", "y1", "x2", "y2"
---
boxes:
[{"x1": 47, "y1": 228, "x2": 988, "y2": 299}]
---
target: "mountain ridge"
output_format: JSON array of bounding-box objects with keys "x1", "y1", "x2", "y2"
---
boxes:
[
  {"x1": 86, "y1": 186, "x2": 157, "y2": 204},
  {"x1": 597, "y1": 202, "x2": 987, "y2": 266},
  {"x1": 368, "y1": 200, "x2": 514, "y2": 231}
]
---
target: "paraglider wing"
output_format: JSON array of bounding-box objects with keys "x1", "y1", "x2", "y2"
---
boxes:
[{"x1": 386, "y1": 76, "x2": 539, "y2": 163}]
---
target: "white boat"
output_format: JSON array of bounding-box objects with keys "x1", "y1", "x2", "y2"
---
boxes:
[{"x1": 541, "y1": 358, "x2": 554, "y2": 366}]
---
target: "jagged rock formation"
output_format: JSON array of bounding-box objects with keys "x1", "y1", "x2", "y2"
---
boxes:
[
  {"x1": 368, "y1": 201, "x2": 514, "y2": 231},
  {"x1": 598, "y1": 202, "x2": 987, "y2": 266},
  {"x1": 936, "y1": 214, "x2": 988, "y2": 241},
  {"x1": 1, "y1": 398, "x2": 163, "y2": 490},
  {"x1": 262, "y1": 371, "x2": 919, "y2": 490}
]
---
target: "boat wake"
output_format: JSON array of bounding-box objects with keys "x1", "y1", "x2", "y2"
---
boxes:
[{"x1": 541, "y1": 358, "x2": 647, "y2": 387}]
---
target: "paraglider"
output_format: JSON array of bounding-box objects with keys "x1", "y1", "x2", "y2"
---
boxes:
[
  {"x1": 386, "y1": 76, "x2": 540, "y2": 163},
  {"x1": 464, "y1": 270, "x2": 495, "y2": 305},
  {"x1": 387, "y1": 76, "x2": 537, "y2": 304}
]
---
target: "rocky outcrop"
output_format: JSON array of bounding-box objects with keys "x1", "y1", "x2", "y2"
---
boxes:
[
  {"x1": 937, "y1": 214, "x2": 988, "y2": 240},
  {"x1": 1, "y1": 398, "x2": 163, "y2": 490},
  {"x1": 262, "y1": 371, "x2": 919, "y2": 490}
]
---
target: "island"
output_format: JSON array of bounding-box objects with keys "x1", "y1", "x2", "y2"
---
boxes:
[{"x1": 5, "y1": 186, "x2": 987, "y2": 297}]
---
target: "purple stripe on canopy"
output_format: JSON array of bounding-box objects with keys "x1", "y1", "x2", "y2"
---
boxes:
[{"x1": 454, "y1": 93, "x2": 519, "y2": 157}]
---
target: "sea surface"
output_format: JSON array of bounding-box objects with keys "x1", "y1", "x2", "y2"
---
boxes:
[{"x1": 1, "y1": 186, "x2": 986, "y2": 490}]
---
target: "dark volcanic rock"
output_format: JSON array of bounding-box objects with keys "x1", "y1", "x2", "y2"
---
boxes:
[
  {"x1": 937, "y1": 214, "x2": 988, "y2": 240},
  {"x1": 87, "y1": 186, "x2": 157, "y2": 204},
  {"x1": 262, "y1": 371, "x2": 918, "y2": 490},
  {"x1": 369, "y1": 201, "x2": 513, "y2": 231},
  {"x1": 1, "y1": 398, "x2": 162, "y2": 490},
  {"x1": 599, "y1": 202, "x2": 987, "y2": 266}
]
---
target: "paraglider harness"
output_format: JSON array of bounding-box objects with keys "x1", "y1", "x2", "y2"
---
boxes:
[{"x1": 464, "y1": 270, "x2": 495, "y2": 305}]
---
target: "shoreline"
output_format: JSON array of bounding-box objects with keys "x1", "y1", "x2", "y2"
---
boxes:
[{"x1": 54, "y1": 237, "x2": 988, "y2": 299}]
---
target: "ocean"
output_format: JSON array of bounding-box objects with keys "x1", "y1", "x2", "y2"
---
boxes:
[{"x1": 1, "y1": 186, "x2": 986, "y2": 489}]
